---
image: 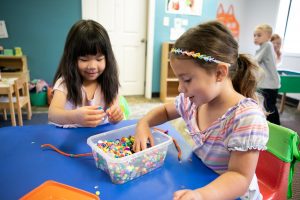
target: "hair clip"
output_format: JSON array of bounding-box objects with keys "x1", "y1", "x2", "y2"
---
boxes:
[{"x1": 170, "y1": 48, "x2": 230, "y2": 66}]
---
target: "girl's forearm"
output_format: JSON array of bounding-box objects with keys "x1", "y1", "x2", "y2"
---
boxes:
[
  {"x1": 138, "y1": 105, "x2": 172, "y2": 128},
  {"x1": 196, "y1": 171, "x2": 250, "y2": 200},
  {"x1": 48, "y1": 107, "x2": 78, "y2": 124}
]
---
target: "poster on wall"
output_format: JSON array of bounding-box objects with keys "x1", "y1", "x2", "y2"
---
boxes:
[
  {"x1": 0, "y1": 21, "x2": 9, "y2": 38},
  {"x1": 166, "y1": 0, "x2": 203, "y2": 16},
  {"x1": 216, "y1": 3, "x2": 240, "y2": 41}
]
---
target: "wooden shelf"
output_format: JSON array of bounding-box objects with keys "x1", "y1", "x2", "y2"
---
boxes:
[
  {"x1": 166, "y1": 78, "x2": 178, "y2": 82},
  {"x1": 0, "y1": 56, "x2": 29, "y2": 79},
  {"x1": 160, "y1": 42, "x2": 179, "y2": 103}
]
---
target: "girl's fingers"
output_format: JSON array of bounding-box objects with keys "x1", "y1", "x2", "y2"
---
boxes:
[
  {"x1": 141, "y1": 140, "x2": 147, "y2": 150},
  {"x1": 111, "y1": 112, "x2": 123, "y2": 121},
  {"x1": 86, "y1": 120, "x2": 101, "y2": 127},
  {"x1": 149, "y1": 135, "x2": 155, "y2": 147},
  {"x1": 107, "y1": 107, "x2": 124, "y2": 122},
  {"x1": 106, "y1": 105, "x2": 122, "y2": 115},
  {"x1": 106, "y1": 107, "x2": 114, "y2": 116},
  {"x1": 89, "y1": 109, "x2": 105, "y2": 115},
  {"x1": 83, "y1": 105, "x2": 101, "y2": 111},
  {"x1": 132, "y1": 140, "x2": 136, "y2": 152},
  {"x1": 173, "y1": 190, "x2": 202, "y2": 200},
  {"x1": 133, "y1": 140, "x2": 141, "y2": 152},
  {"x1": 85, "y1": 112, "x2": 106, "y2": 121},
  {"x1": 173, "y1": 190, "x2": 188, "y2": 200}
]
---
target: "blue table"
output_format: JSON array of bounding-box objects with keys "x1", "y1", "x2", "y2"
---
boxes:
[{"x1": 0, "y1": 120, "x2": 218, "y2": 200}]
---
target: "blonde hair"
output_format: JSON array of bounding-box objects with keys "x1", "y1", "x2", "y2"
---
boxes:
[{"x1": 256, "y1": 24, "x2": 273, "y2": 36}]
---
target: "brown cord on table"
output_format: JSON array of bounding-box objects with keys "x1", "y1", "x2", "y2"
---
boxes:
[
  {"x1": 41, "y1": 144, "x2": 92, "y2": 157},
  {"x1": 41, "y1": 127, "x2": 182, "y2": 161}
]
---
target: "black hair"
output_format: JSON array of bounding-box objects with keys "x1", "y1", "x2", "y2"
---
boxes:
[
  {"x1": 53, "y1": 19, "x2": 119, "y2": 106},
  {"x1": 171, "y1": 20, "x2": 259, "y2": 99}
]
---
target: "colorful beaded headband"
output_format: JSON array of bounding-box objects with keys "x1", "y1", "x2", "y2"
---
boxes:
[{"x1": 170, "y1": 48, "x2": 230, "y2": 66}]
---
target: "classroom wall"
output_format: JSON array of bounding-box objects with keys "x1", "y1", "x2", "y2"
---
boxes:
[
  {"x1": 217, "y1": 0, "x2": 279, "y2": 54},
  {"x1": 281, "y1": 55, "x2": 300, "y2": 100},
  {"x1": 152, "y1": 0, "x2": 218, "y2": 93},
  {"x1": 0, "y1": 0, "x2": 81, "y2": 85},
  {"x1": 216, "y1": 0, "x2": 246, "y2": 49},
  {"x1": 239, "y1": 0, "x2": 280, "y2": 54},
  {"x1": 1, "y1": 0, "x2": 299, "y2": 100},
  {"x1": 151, "y1": 0, "x2": 282, "y2": 93},
  {"x1": 236, "y1": 0, "x2": 300, "y2": 100}
]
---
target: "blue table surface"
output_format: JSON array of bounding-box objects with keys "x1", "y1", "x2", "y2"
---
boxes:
[{"x1": 0, "y1": 120, "x2": 218, "y2": 200}]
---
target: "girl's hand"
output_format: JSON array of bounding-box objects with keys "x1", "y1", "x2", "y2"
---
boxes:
[
  {"x1": 173, "y1": 190, "x2": 203, "y2": 200},
  {"x1": 106, "y1": 104, "x2": 124, "y2": 124},
  {"x1": 75, "y1": 106, "x2": 106, "y2": 127},
  {"x1": 132, "y1": 121, "x2": 154, "y2": 152}
]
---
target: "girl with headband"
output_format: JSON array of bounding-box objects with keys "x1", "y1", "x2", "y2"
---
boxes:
[{"x1": 133, "y1": 21, "x2": 268, "y2": 200}]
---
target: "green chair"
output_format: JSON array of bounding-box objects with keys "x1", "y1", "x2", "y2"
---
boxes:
[
  {"x1": 256, "y1": 122, "x2": 300, "y2": 199},
  {"x1": 119, "y1": 95, "x2": 130, "y2": 119}
]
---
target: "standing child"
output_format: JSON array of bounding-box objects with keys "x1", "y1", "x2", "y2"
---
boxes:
[
  {"x1": 254, "y1": 24, "x2": 281, "y2": 125},
  {"x1": 271, "y1": 33, "x2": 282, "y2": 66},
  {"x1": 48, "y1": 20, "x2": 124, "y2": 127},
  {"x1": 133, "y1": 21, "x2": 268, "y2": 200}
]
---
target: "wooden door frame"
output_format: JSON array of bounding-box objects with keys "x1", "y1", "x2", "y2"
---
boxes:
[
  {"x1": 81, "y1": 0, "x2": 155, "y2": 98},
  {"x1": 145, "y1": 0, "x2": 155, "y2": 99}
]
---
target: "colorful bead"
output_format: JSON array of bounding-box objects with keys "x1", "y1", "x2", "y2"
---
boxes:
[
  {"x1": 96, "y1": 136, "x2": 135, "y2": 158},
  {"x1": 92, "y1": 135, "x2": 168, "y2": 184}
]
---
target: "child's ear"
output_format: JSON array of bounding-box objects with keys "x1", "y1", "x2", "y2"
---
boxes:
[{"x1": 215, "y1": 63, "x2": 229, "y2": 82}]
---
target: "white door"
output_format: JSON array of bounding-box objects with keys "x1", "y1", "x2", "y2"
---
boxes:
[{"x1": 82, "y1": 0, "x2": 147, "y2": 95}]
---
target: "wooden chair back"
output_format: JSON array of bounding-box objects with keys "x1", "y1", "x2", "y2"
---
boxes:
[{"x1": 13, "y1": 72, "x2": 32, "y2": 126}]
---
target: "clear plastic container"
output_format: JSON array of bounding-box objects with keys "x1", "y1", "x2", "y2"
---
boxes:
[{"x1": 87, "y1": 125, "x2": 173, "y2": 184}]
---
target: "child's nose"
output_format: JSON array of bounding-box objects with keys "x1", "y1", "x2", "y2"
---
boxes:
[
  {"x1": 87, "y1": 60, "x2": 97, "y2": 69},
  {"x1": 178, "y1": 82, "x2": 185, "y2": 93}
]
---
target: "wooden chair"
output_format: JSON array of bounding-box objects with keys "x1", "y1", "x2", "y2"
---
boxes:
[
  {"x1": 256, "y1": 122, "x2": 300, "y2": 199},
  {"x1": 0, "y1": 73, "x2": 32, "y2": 126},
  {"x1": 0, "y1": 80, "x2": 16, "y2": 126}
]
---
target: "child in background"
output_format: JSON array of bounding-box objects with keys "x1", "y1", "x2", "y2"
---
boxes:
[
  {"x1": 48, "y1": 20, "x2": 123, "y2": 128},
  {"x1": 254, "y1": 24, "x2": 281, "y2": 125},
  {"x1": 133, "y1": 21, "x2": 268, "y2": 200},
  {"x1": 271, "y1": 33, "x2": 282, "y2": 66}
]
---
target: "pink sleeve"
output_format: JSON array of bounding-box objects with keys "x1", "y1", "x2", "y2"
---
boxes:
[{"x1": 53, "y1": 77, "x2": 68, "y2": 95}]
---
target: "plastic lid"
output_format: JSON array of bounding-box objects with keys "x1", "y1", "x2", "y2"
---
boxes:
[{"x1": 20, "y1": 180, "x2": 100, "y2": 200}]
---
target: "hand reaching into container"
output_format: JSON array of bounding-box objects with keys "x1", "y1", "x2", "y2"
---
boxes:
[
  {"x1": 133, "y1": 103, "x2": 180, "y2": 152},
  {"x1": 132, "y1": 121, "x2": 154, "y2": 152}
]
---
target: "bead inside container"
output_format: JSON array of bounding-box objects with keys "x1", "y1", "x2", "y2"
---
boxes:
[{"x1": 87, "y1": 124, "x2": 173, "y2": 184}]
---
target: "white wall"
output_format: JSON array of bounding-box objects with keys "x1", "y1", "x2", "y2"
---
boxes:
[
  {"x1": 217, "y1": 0, "x2": 280, "y2": 54},
  {"x1": 216, "y1": 0, "x2": 246, "y2": 47},
  {"x1": 218, "y1": 0, "x2": 300, "y2": 101},
  {"x1": 239, "y1": 0, "x2": 280, "y2": 54},
  {"x1": 280, "y1": 54, "x2": 300, "y2": 100}
]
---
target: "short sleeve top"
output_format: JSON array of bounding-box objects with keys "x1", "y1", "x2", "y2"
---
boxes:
[
  {"x1": 175, "y1": 93, "x2": 269, "y2": 174},
  {"x1": 50, "y1": 77, "x2": 108, "y2": 127},
  {"x1": 53, "y1": 77, "x2": 106, "y2": 109}
]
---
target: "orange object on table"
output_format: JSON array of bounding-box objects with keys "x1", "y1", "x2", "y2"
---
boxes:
[{"x1": 20, "y1": 180, "x2": 99, "y2": 200}]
